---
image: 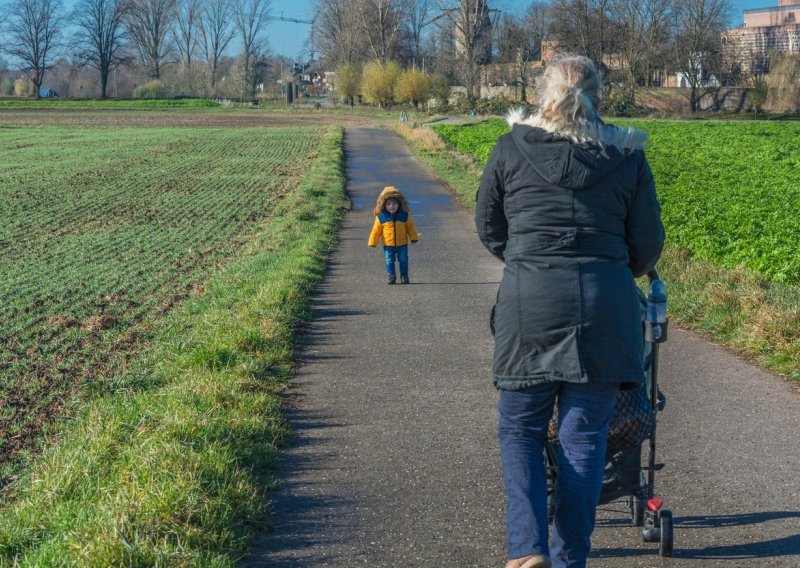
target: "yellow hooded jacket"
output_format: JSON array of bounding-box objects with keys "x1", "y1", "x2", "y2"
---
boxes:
[{"x1": 368, "y1": 186, "x2": 419, "y2": 247}]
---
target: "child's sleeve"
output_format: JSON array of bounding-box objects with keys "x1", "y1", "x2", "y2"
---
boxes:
[
  {"x1": 368, "y1": 217, "x2": 383, "y2": 246},
  {"x1": 406, "y1": 215, "x2": 419, "y2": 242}
]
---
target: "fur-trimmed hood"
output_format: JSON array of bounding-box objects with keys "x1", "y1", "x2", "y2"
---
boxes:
[
  {"x1": 505, "y1": 108, "x2": 647, "y2": 151},
  {"x1": 504, "y1": 108, "x2": 648, "y2": 190},
  {"x1": 373, "y1": 186, "x2": 411, "y2": 216}
]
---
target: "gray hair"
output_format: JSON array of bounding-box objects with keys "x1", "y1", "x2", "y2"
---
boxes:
[
  {"x1": 506, "y1": 54, "x2": 647, "y2": 151},
  {"x1": 536, "y1": 55, "x2": 602, "y2": 124}
]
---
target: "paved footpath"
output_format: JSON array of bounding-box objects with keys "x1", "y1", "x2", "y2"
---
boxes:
[{"x1": 245, "y1": 128, "x2": 800, "y2": 567}]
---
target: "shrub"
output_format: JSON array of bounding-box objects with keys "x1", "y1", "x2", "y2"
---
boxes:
[
  {"x1": 765, "y1": 54, "x2": 800, "y2": 113},
  {"x1": 361, "y1": 60, "x2": 400, "y2": 109},
  {"x1": 747, "y1": 77, "x2": 768, "y2": 116},
  {"x1": 603, "y1": 89, "x2": 642, "y2": 117},
  {"x1": 335, "y1": 63, "x2": 362, "y2": 106},
  {"x1": 14, "y1": 78, "x2": 31, "y2": 97},
  {"x1": 474, "y1": 93, "x2": 515, "y2": 115},
  {"x1": 133, "y1": 79, "x2": 171, "y2": 99},
  {"x1": 449, "y1": 93, "x2": 515, "y2": 116},
  {"x1": 396, "y1": 68, "x2": 431, "y2": 109},
  {"x1": 429, "y1": 74, "x2": 451, "y2": 111},
  {"x1": 449, "y1": 92, "x2": 475, "y2": 114},
  {"x1": 1, "y1": 79, "x2": 14, "y2": 96}
]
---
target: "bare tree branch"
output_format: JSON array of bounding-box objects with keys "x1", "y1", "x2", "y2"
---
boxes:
[
  {"x1": 71, "y1": 0, "x2": 129, "y2": 98},
  {"x1": 353, "y1": 0, "x2": 403, "y2": 62},
  {"x1": 434, "y1": 0, "x2": 493, "y2": 97},
  {"x1": 672, "y1": 0, "x2": 730, "y2": 111},
  {"x1": 125, "y1": 0, "x2": 176, "y2": 79},
  {"x1": 5, "y1": 0, "x2": 66, "y2": 97},
  {"x1": 311, "y1": 0, "x2": 361, "y2": 66},
  {"x1": 233, "y1": 0, "x2": 270, "y2": 98},
  {"x1": 199, "y1": 0, "x2": 234, "y2": 91},
  {"x1": 173, "y1": 0, "x2": 201, "y2": 90}
]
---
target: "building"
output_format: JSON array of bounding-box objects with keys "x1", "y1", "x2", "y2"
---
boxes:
[{"x1": 723, "y1": 0, "x2": 800, "y2": 76}]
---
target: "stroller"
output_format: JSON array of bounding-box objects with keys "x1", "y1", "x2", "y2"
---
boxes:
[{"x1": 545, "y1": 270, "x2": 674, "y2": 557}]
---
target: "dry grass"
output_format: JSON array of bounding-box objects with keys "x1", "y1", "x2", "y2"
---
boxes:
[
  {"x1": 392, "y1": 124, "x2": 484, "y2": 210},
  {"x1": 395, "y1": 124, "x2": 448, "y2": 153},
  {"x1": 656, "y1": 247, "x2": 800, "y2": 379}
]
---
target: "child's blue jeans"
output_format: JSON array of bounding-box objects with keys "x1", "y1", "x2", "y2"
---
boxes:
[
  {"x1": 498, "y1": 381, "x2": 619, "y2": 567},
  {"x1": 383, "y1": 245, "x2": 408, "y2": 278}
]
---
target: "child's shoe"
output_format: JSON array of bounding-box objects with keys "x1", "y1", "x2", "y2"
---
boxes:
[
  {"x1": 387, "y1": 275, "x2": 396, "y2": 285},
  {"x1": 400, "y1": 275, "x2": 410, "y2": 284}
]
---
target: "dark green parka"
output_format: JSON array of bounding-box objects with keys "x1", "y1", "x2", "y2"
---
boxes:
[{"x1": 476, "y1": 115, "x2": 665, "y2": 390}]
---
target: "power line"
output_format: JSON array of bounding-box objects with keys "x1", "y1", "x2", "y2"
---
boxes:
[{"x1": 267, "y1": 14, "x2": 314, "y2": 25}]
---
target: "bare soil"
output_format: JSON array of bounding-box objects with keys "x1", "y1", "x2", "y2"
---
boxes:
[{"x1": 0, "y1": 108, "x2": 388, "y2": 128}]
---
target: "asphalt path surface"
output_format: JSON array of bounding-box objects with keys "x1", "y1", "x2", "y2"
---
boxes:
[{"x1": 245, "y1": 128, "x2": 800, "y2": 567}]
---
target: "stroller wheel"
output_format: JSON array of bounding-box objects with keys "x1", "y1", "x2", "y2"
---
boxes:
[{"x1": 658, "y1": 509, "x2": 674, "y2": 557}]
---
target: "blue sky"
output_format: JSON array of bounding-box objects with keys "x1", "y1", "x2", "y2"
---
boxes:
[
  {"x1": 58, "y1": 0, "x2": 785, "y2": 64},
  {"x1": 267, "y1": 0, "x2": 782, "y2": 62}
]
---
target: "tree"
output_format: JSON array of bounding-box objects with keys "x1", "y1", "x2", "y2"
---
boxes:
[
  {"x1": 71, "y1": 0, "x2": 129, "y2": 98},
  {"x1": 233, "y1": 0, "x2": 271, "y2": 99},
  {"x1": 402, "y1": 0, "x2": 432, "y2": 68},
  {"x1": 360, "y1": 59, "x2": 399, "y2": 108},
  {"x1": 396, "y1": 66, "x2": 430, "y2": 108},
  {"x1": 429, "y1": 72, "x2": 449, "y2": 108},
  {"x1": 494, "y1": 3, "x2": 547, "y2": 102},
  {"x1": 334, "y1": 61, "x2": 361, "y2": 105},
  {"x1": 548, "y1": 0, "x2": 614, "y2": 70},
  {"x1": 126, "y1": 0, "x2": 176, "y2": 79},
  {"x1": 199, "y1": 0, "x2": 234, "y2": 92},
  {"x1": 353, "y1": 0, "x2": 403, "y2": 62},
  {"x1": 610, "y1": 0, "x2": 673, "y2": 93},
  {"x1": 672, "y1": 0, "x2": 730, "y2": 112},
  {"x1": 5, "y1": 0, "x2": 66, "y2": 98},
  {"x1": 311, "y1": 0, "x2": 362, "y2": 67},
  {"x1": 765, "y1": 54, "x2": 800, "y2": 113},
  {"x1": 173, "y1": 0, "x2": 202, "y2": 91},
  {"x1": 434, "y1": 0, "x2": 494, "y2": 98}
]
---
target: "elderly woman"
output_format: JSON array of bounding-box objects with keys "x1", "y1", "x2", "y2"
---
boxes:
[{"x1": 475, "y1": 56, "x2": 665, "y2": 568}]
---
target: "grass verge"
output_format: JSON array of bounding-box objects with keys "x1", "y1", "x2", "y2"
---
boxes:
[
  {"x1": 396, "y1": 123, "x2": 800, "y2": 383},
  {"x1": 392, "y1": 124, "x2": 483, "y2": 211},
  {"x1": 0, "y1": 127, "x2": 348, "y2": 565},
  {"x1": 0, "y1": 98, "x2": 220, "y2": 109}
]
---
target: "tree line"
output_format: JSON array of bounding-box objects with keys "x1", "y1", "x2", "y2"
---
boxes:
[
  {"x1": 313, "y1": 0, "x2": 743, "y2": 112},
  {"x1": 0, "y1": 0, "x2": 272, "y2": 98},
  {"x1": 1, "y1": 0, "x2": 771, "y2": 111}
]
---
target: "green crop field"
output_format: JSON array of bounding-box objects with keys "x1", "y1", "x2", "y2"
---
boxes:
[
  {"x1": 433, "y1": 119, "x2": 800, "y2": 285},
  {"x1": 0, "y1": 126, "x2": 320, "y2": 470},
  {"x1": 400, "y1": 119, "x2": 800, "y2": 381},
  {"x1": 0, "y1": 117, "x2": 347, "y2": 564}
]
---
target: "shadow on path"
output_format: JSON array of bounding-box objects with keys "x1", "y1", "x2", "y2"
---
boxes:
[{"x1": 594, "y1": 511, "x2": 800, "y2": 560}]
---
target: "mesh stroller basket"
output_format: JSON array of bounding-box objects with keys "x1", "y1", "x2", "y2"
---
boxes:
[{"x1": 547, "y1": 382, "x2": 655, "y2": 453}]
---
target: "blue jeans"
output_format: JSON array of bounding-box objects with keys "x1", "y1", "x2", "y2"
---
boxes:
[
  {"x1": 498, "y1": 382, "x2": 619, "y2": 567},
  {"x1": 383, "y1": 245, "x2": 408, "y2": 278}
]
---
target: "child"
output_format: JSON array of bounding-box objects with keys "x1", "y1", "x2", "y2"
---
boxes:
[{"x1": 368, "y1": 186, "x2": 419, "y2": 284}]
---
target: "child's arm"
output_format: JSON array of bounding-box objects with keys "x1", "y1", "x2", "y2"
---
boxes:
[
  {"x1": 406, "y1": 215, "x2": 419, "y2": 242},
  {"x1": 368, "y1": 217, "x2": 383, "y2": 246}
]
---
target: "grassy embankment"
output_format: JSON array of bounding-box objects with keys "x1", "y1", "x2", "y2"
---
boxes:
[
  {"x1": 0, "y1": 125, "x2": 347, "y2": 564},
  {"x1": 396, "y1": 120, "x2": 800, "y2": 382}
]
